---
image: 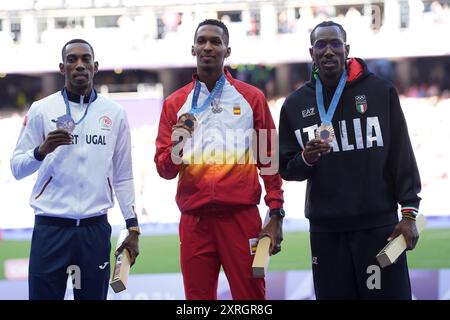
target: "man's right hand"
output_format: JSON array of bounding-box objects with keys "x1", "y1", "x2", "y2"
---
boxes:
[
  {"x1": 303, "y1": 139, "x2": 331, "y2": 164},
  {"x1": 38, "y1": 129, "x2": 73, "y2": 157},
  {"x1": 171, "y1": 124, "x2": 190, "y2": 147}
]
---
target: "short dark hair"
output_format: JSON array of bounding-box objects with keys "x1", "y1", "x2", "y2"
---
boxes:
[
  {"x1": 194, "y1": 19, "x2": 229, "y2": 46},
  {"x1": 61, "y1": 39, "x2": 94, "y2": 61},
  {"x1": 310, "y1": 21, "x2": 347, "y2": 45}
]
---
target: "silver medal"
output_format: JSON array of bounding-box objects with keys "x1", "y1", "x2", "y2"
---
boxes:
[{"x1": 56, "y1": 114, "x2": 75, "y2": 133}]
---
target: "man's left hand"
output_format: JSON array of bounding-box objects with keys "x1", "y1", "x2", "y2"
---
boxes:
[
  {"x1": 387, "y1": 219, "x2": 419, "y2": 250},
  {"x1": 115, "y1": 232, "x2": 140, "y2": 266},
  {"x1": 258, "y1": 214, "x2": 283, "y2": 256}
]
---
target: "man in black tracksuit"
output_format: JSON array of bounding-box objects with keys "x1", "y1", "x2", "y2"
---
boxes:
[{"x1": 278, "y1": 21, "x2": 421, "y2": 299}]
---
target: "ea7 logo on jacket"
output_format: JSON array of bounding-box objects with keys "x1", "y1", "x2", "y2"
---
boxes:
[
  {"x1": 302, "y1": 107, "x2": 315, "y2": 118},
  {"x1": 355, "y1": 95, "x2": 368, "y2": 114}
]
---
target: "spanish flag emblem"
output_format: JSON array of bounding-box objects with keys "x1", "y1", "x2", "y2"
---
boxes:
[{"x1": 233, "y1": 106, "x2": 241, "y2": 115}]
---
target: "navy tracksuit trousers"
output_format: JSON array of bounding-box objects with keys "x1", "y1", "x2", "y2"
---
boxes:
[
  {"x1": 28, "y1": 214, "x2": 111, "y2": 300},
  {"x1": 310, "y1": 224, "x2": 412, "y2": 300}
]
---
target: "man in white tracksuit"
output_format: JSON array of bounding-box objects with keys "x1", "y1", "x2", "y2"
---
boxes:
[{"x1": 10, "y1": 39, "x2": 140, "y2": 300}]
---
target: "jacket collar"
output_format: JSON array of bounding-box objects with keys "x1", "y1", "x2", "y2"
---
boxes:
[
  {"x1": 192, "y1": 67, "x2": 233, "y2": 83},
  {"x1": 309, "y1": 57, "x2": 370, "y2": 89},
  {"x1": 61, "y1": 87, "x2": 98, "y2": 103},
  {"x1": 346, "y1": 58, "x2": 365, "y2": 83}
]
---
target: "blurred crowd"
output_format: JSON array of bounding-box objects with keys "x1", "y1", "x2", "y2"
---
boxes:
[{"x1": 1, "y1": 55, "x2": 449, "y2": 112}]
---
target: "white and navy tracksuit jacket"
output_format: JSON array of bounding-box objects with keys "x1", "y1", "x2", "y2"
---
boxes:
[{"x1": 11, "y1": 89, "x2": 137, "y2": 227}]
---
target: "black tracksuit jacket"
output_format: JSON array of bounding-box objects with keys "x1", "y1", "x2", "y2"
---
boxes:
[{"x1": 278, "y1": 58, "x2": 421, "y2": 232}]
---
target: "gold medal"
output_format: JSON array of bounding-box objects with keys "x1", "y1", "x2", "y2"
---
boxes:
[{"x1": 316, "y1": 123, "x2": 335, "y2": 143}]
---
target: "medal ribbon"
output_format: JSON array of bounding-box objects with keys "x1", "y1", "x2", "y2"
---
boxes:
[
  {"x1": 315, "y1": 70, "x2": 347, "y2": 125},
  {"x1": 62, "y1": 88, "x2": 96, "y2": 125},
  {"x1": 190, "y1": 74, "x2": 225, "y2": 114}
]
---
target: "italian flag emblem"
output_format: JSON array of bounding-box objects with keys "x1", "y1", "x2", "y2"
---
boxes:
[{"x1": 355, "y1": 95, "x2": 367, "y2": 114}]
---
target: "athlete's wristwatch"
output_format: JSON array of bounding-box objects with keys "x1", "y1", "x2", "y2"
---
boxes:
[
  {"x1": 269, "y1": 208, "x2": 286, "y2": 218},
  {"x1": 128, "y1": 226, "x2": 141, "y2": 235}
]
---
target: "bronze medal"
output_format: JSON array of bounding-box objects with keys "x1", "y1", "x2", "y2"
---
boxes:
[
  {"x1": 178, "y1": 113, "x2": 198, "y2": 134},
  {"x1": 316, "y1": 123, "x2": 335, "y2": 143}
]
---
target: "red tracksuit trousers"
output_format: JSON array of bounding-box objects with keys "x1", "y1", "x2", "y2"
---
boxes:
[{"x1": 179, "y1": 204, "x2": 265, "y2": 300}]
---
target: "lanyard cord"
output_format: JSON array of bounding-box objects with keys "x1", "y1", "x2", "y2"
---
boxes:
[{"x1": 62, "y1": 88, "x2": 96, "y2": 125}]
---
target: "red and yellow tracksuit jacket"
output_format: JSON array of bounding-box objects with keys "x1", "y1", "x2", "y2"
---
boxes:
[{"x1": 155, "y1": 69, "x2": 284, "y2": 213}]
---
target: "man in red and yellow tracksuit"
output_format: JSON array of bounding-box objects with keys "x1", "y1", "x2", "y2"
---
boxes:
[{"x1": 155, "y1": 19, "x2": 284, "y2": 300}]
